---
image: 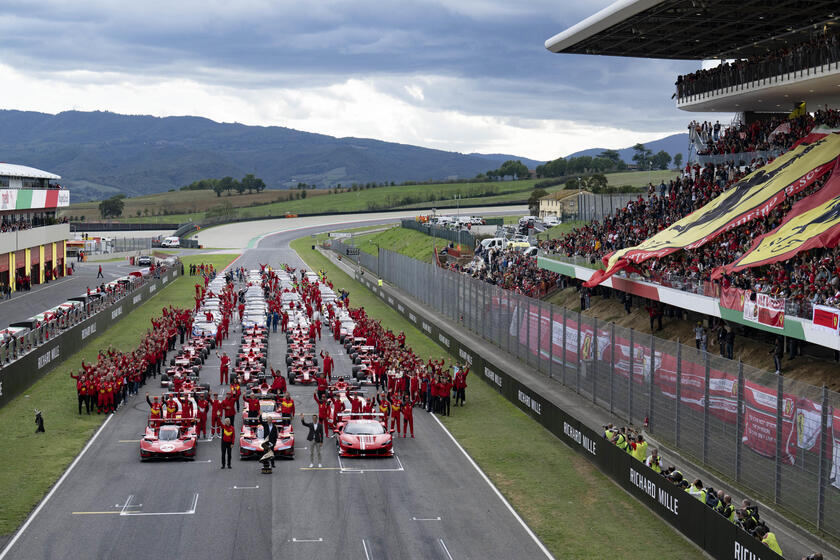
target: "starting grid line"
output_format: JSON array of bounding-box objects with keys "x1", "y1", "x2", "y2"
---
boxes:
[{"x1": 72, "y1": 493, "x2": 199, "y2": 517}]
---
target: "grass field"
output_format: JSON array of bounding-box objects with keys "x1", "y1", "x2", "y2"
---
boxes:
[
  {"x1": 61, "y1": 169, "x2": 680, "y2": 224},
  {"x1": 351, "y1": 226, "x2": 437, "y2": 263},
  {"x1": 0, "y1": 254, "x2": 237, "y2": 537},
  {"x1": 291, "y1": 237, "x2": 702, "y2": 559}
]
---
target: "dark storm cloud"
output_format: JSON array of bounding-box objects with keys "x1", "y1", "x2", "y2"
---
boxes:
[{"x1": 0, "y1": 1, "x2": 703, "y2": 131}]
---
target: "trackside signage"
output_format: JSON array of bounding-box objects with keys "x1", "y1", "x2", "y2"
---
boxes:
[{"x1": 359, "y1": 270, "x2": 783, "y2": 560}]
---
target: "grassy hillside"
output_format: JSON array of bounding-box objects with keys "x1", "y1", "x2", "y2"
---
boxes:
[{"x1": 62, "y1": 169, "x2": 678, "y2": 224}]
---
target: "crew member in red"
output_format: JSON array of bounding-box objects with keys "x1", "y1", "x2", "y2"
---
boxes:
[
  {"x1": 164, "y1": 394, "x2": 180, "y2": 419},
  {"x1": 245, "y1": 393, "x2": 260, "y2": 419},
  {"x1": 220, "y1": 418, "x2": 234, "y2": 469},
  {"x1": 218, "y1": 352, "x2": 230, "y2": 385},
  {"x1": 320, "y1": 351, "x2": 334, "y2": 383},
  {"x1": 377, "y1": 394, "x2": 390, "y2": 429},
  {"x1": 389, "y1": 396, "x2": 402, "y2": 436},
  {"x1": 314, "y1": 318, "x2": 322, "y2": 340},
  {"x1": 349, "y1": 393, "x2": 362, "y2": 413},
  {"x1": 401, "y1": 394, "x2": 417, "y2": 438},
  {"x1": 269, "y1": 368, "x2": 287, "y2": 394},
  {"x1": 222, "y1": 392, "x2": 237, "y2": 425},
  {"x1": 314, "y1": 392, "x2": 330, "y2": 433},
  {"x1": 231, "y1": 378, "x2": 242, "y2": 411},
  {"x1": 195, "y1": 393, "x2": 209, "y2": 439},
  {"x1": 210, "y1": 393, "x2": 223, "y2": 437},
  {"x1": 70, "y1": 371, "x2": 89, "y2": 415},
  {"x1": 279, "y1": 393, "x2": 295, "y2": 418},
  {"x1": 454, "y1": 365, "x2": 469, "y2": 406},
  {"x1": 146, "y1": 393, "x2": 163, "y2": 429}
]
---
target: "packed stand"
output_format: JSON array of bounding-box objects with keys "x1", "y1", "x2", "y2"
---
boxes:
[
  {"x1": 676, "y1": 32, "x2": 840, "y2": 98},
  {"x1": 0, "y1": 215, "x2": 68, "y2": 233},
  {"x1": 453, "y1": 244, "x2": 560, "y2": 298},
  {"x1": 690, "y1": 109, "x2": 840, "y2": 156}
]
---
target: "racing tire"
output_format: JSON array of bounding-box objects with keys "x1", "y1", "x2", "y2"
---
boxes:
[
  {"x1": 210, "y1": 340, "x2": 216, "y2": 349},
  {"x1": 170, "y1": 358, "x2": 175, "y2": 366},
  {"x1": 288, "y1": 375, "x2": 295, "y2": 385},
  {"x1": 235, "y1": 358, "x2": 241, "y2": 367},
  {"x1": 285, "y1": 356, "x2": 292, "y2": 366},
  {"x1": 160, "y1": 373, "x2": 170, "y2": 386},
  {"x1": 353, "y1": 356, "x2": 361, "y2": 365},
  {"x1": 352, "y1": 365, "x2": 361, "y2": 375},
  {"x1": 200, "y1": 383, "x2": 211, "y2": 393},
  {"x1": 192, "y1": 365, "x2": 201, "y2": 375}
]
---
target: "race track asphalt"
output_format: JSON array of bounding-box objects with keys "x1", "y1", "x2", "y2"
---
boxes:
[{"x1": 0, "y1": 219, "x2": 549, "y2": 560}]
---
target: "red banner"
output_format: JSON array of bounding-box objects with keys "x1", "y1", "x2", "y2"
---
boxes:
[
  {"x1": 813, "y1": 305, "x2": 840, "y2": 334},
  {"x1": 756, "y1": 293, "x2": 785, "y2": 328},
  {"x1": 742, "y1": 381, "x2": 797, "y2": 464},
  {"x1": 720, "y1": 286, "x2": 745, "y2": 312}
]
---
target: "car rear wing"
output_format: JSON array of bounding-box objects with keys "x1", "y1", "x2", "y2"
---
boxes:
[{"x1": 337, "y1": 412, "x2": 384, "y2": 419}]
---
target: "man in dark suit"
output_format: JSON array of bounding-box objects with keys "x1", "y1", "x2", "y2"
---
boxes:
[
  {"x1": 260, "y1": 418, "x2": 278, "y2": 468},
  {"x1": 300, "y1": 413, "x2": 324, "y2": 468}
]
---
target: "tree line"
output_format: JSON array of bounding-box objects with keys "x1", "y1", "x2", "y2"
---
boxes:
[{"x1": 181, "y1": 174, "x2": 267, "y2": 197}]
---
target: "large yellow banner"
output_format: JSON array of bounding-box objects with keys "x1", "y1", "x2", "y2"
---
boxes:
[
  {"x1": 603, "y1": 133, "x2": 840, "y2": 273},
  {"x1": 723, "y1": 159, "x2": 840, "y2": 273}
]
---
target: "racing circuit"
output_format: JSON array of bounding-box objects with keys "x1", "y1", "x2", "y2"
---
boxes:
[{"x1": 0, "y1": 211, "x2": 549, "y2": 560}]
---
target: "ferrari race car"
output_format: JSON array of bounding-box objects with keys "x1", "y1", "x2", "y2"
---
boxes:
[
  {"x1": 239, "y1": 416, "x2": 295, "y2": 459},
  {"x1": 140, "y1": 419, "x2": 198, "y2": 460},
  {"x1": 334, "y1": 413, "x2": 394, "y2": 457}
]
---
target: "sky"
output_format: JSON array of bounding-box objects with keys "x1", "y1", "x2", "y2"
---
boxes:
[{"x1": 0, "y1": 0, "x2": 715, "y2": 161}]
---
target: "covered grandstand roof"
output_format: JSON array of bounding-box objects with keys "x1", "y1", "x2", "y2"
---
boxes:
[
  {"x1": 0, "y1": 163, "x2": 60, "y2": 180},
  {"x1": 546, "y1": 0, "x2": 840, "y2": 60}
]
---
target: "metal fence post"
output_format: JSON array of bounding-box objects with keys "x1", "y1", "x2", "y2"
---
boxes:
[
  {"x1": 525, "y1": 294, "x2": 531, "y2": 363},
  {"x1": 817, "y1": 385, "x2": 829, "y2": 530},
  {"x1": 675, "y1": 341, "x2": 682, "y2": 448},
  {"x1": 609, "y1": 322, "x2": 615, "y2": 415},
  {"x1": 537, "y1": 300, "x2": 545, "y2": 374},
  {"x1": 561, "y1": 307, "x2": 567, "y2": 386},
  {"x1": 736, "y1": 361, "x2": 744, "y2": 483},
  {"x1": 629, "y1": 328, "x2": 634, "y2": 423},
  {"x1": 548, "y1": 304, "x2": 554, "y2": 379},
  {"x1": 775, "y1": 374, "x2": 783, "y2": 504},
  {"x1": 592, "y1": 317, "x2": 598, "y2": 403},
  {"x1": 506, "y1": 291, "x2": 512, "y2": 355},
  {"x1": 576, "y1": 316, "x2": 581, "y2": 395},
  {"x1": 481, "y1": 281, "x2": 487, "y2": 341},
  {"x1": 703, "y1": 350, "x2": 711, "y2": 466},
  {"x1": 648, "y1": 335, "x2": 655, "y2": 431}
]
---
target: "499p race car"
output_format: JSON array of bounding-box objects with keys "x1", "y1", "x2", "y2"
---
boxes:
[{"x1": 140, "y1": 419, "x2": 197, "y2": 461}]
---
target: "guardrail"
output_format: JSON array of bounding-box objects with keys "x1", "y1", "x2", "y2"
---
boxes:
[
  {"x1": 0, "y1": 266, "x2": 180, "y2": 408},
  {"x1": 353, "y1": 269, "x2": 784, "y2": 560}
]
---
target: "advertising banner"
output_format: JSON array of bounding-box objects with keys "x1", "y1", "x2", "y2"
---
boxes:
[
  {"x1": 813, "y1": 304, "x2": 840, "y2": 334},
  {"x1": 720, "y1": 286, "x2": 745, "y2": 312},
  {"x1": 742, "y1": 381, "x2": 797, "y2": 464},
  {"x1": 756, "y1": 293, "x2": 785, "y2": 329}
]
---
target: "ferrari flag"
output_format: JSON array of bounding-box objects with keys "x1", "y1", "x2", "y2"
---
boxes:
[
  {"x1": 721, "y1": 157, "x2": 840, "y2": 274},
  {"x1": 584, "y1": 133, "x2": 840, "y2": 287},
  {"x1": 812, "y1": 304, "x2": 840, "y2": 334}
]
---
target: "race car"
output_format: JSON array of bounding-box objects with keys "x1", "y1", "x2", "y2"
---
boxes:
[
  {"x1": 334, "y1": 413, "x2": 394, "y2": 457},
  {"x1": 140, "y1": 419, "x2": 197, "y2": 461},
  {"x1": 287, "y1": 365, "x2": 318, "y2": 385},
  {"x1": 238, "y1": 416, "x2": 295, "y2": 459}
]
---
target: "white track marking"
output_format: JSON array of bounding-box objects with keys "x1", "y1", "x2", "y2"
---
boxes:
[
  {"x1": 362, "y1": 539, "x2": 372, "y2": 560},
  {"x1": 119, "y1": 495, "x2": 135, "y2": 515},
  {"x1": 290, "y1": 538, "x2": 323, "y2": 543},
  {"x1": 439, "y1": 539, "x2": 454, "y2": 560},
  {"x1": 411, "y1": 516, "x2": 441, "y2": 521},
  {"x1": 232, "y1": 485, "x2": 259, "y2": 489},
  {"x1": 429, "y1": 414, "x2": 555, "y2": 560},
  {"x1": 0, "y1": 414, "x2": 114, "y2": 560},
  {"x1": 121, "y1": 493, "x2": 198, "y2": 516}
]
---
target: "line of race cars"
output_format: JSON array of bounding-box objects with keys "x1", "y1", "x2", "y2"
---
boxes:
[{"x1": 140, "y1": 267, "x2": 396, "y2": 462}]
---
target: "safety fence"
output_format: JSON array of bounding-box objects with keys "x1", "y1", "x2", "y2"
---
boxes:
[
  {"x1": 400, "y1": 219, "x2": 477, "y2": 249},
  {"x1": 576, "y1": 192, "x2": 642, "y2": 224},
  {"x1": 340, "y1": 244, "x2": 840, "y2": 541},
  {"x1": 353, "y1": 267, "x2": 784, "y2": 560},
  {"x1": 0, "y1": 265, "x2": 180, "y2": 408}
]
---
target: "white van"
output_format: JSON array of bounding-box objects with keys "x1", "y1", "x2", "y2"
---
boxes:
[
  {"x1": 480, "y1": 237, "x2": 506, "y2": 250},
  {"x1": 542, "y1": 216, "x2": 560, "y2": 227},
  {"x1": 161, "y1": 236, "x2": 181, "y2": 248}
]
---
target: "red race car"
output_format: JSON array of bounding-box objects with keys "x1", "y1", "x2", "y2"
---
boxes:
[
  {"x1": 334, "y1": 413, "x2": 394, "y2": 457},
  {"x1": 239, "y1": 416, "x2": 295, "y2": 459},
  {"x1": 140, "y1": 419, "x2": 198, "y2": 461}
]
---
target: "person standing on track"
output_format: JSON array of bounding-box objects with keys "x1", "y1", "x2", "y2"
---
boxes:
[
  {"x1": 300, "y1": 413, "x2": 324, "y2": 468},
  {"x1": 97, "y1": 265, "x2": 103, "y2": 279},
  {"x1": 401, "y1": 394, "x2": 417, "y2": 438},
  {"x1": 220, "y1": 417, "x2": 234, "y2": 469},
  {"x1": 217, "y1": 351, "x2": 230, "y2": 385},
  {"x1": 210, "y1": 392, "x2": 223, "y2": 438},
  {"x1": 195, "y1": 393, "x2": 209, "y2": 439}
]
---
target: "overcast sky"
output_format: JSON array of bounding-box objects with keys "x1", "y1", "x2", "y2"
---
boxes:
[{"x1": 0, "y1": 1, "x2": 716, "y2": 161}]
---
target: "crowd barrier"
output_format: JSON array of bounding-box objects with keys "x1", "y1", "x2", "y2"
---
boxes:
[
  {"x1": 400, "y1": 219, "x2": 477, "y2": 249},
  {"x1": 0, "y1": 267, "x2": 180, "y2": 408},
  {"x1": 353, "y1": 270, "x2": 784, "y2": 560}
]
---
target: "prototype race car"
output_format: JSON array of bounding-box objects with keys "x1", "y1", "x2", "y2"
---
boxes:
[
  {"x1": 140, "y1": 419, "x2": 197, "y2": 460},
  {"x1": 334, "y1": 413, "x2": 394, "y2": 457},
  {"x1": 239, "y1": 416, "x2": 295, "y2": 459}
]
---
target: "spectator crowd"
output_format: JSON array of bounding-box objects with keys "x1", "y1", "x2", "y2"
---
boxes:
[{"x1": 676, "y1": 32, "x2": 840, "y2": 98}]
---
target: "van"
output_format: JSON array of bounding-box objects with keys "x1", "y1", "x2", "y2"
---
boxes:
[
  {"x1": 480, "y1": 237, "x2": 506, "y2": 250},
  {"x1": 161, "y1": 236, "x2": 181, "y2": 248},
  {"x1": 542, "y1": 216, "x2": 560, "y2": 227}
]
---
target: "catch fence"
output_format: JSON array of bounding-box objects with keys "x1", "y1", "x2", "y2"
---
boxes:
[{"x1": 340, "y1": 244, "x2": 840, "y2": 538}]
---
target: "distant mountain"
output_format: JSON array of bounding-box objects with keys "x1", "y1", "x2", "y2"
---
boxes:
[
  {"x1": 564, "y1": 133, "x2": 689, "y2": 164},
  {"x1": 0, "y1": 110, "x2": 541, "y2": 203},
  {"x1": 468, "y1": 153, "x2": 545, "y2": 169}
]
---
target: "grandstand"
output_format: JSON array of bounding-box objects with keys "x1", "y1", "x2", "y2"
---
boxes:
[
  {"x1": 0, "y1": 163, "x2": 70, "y2": 292},
  {"x1": 539, "y1": 1, "x2": 840, "y2": 357}
]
